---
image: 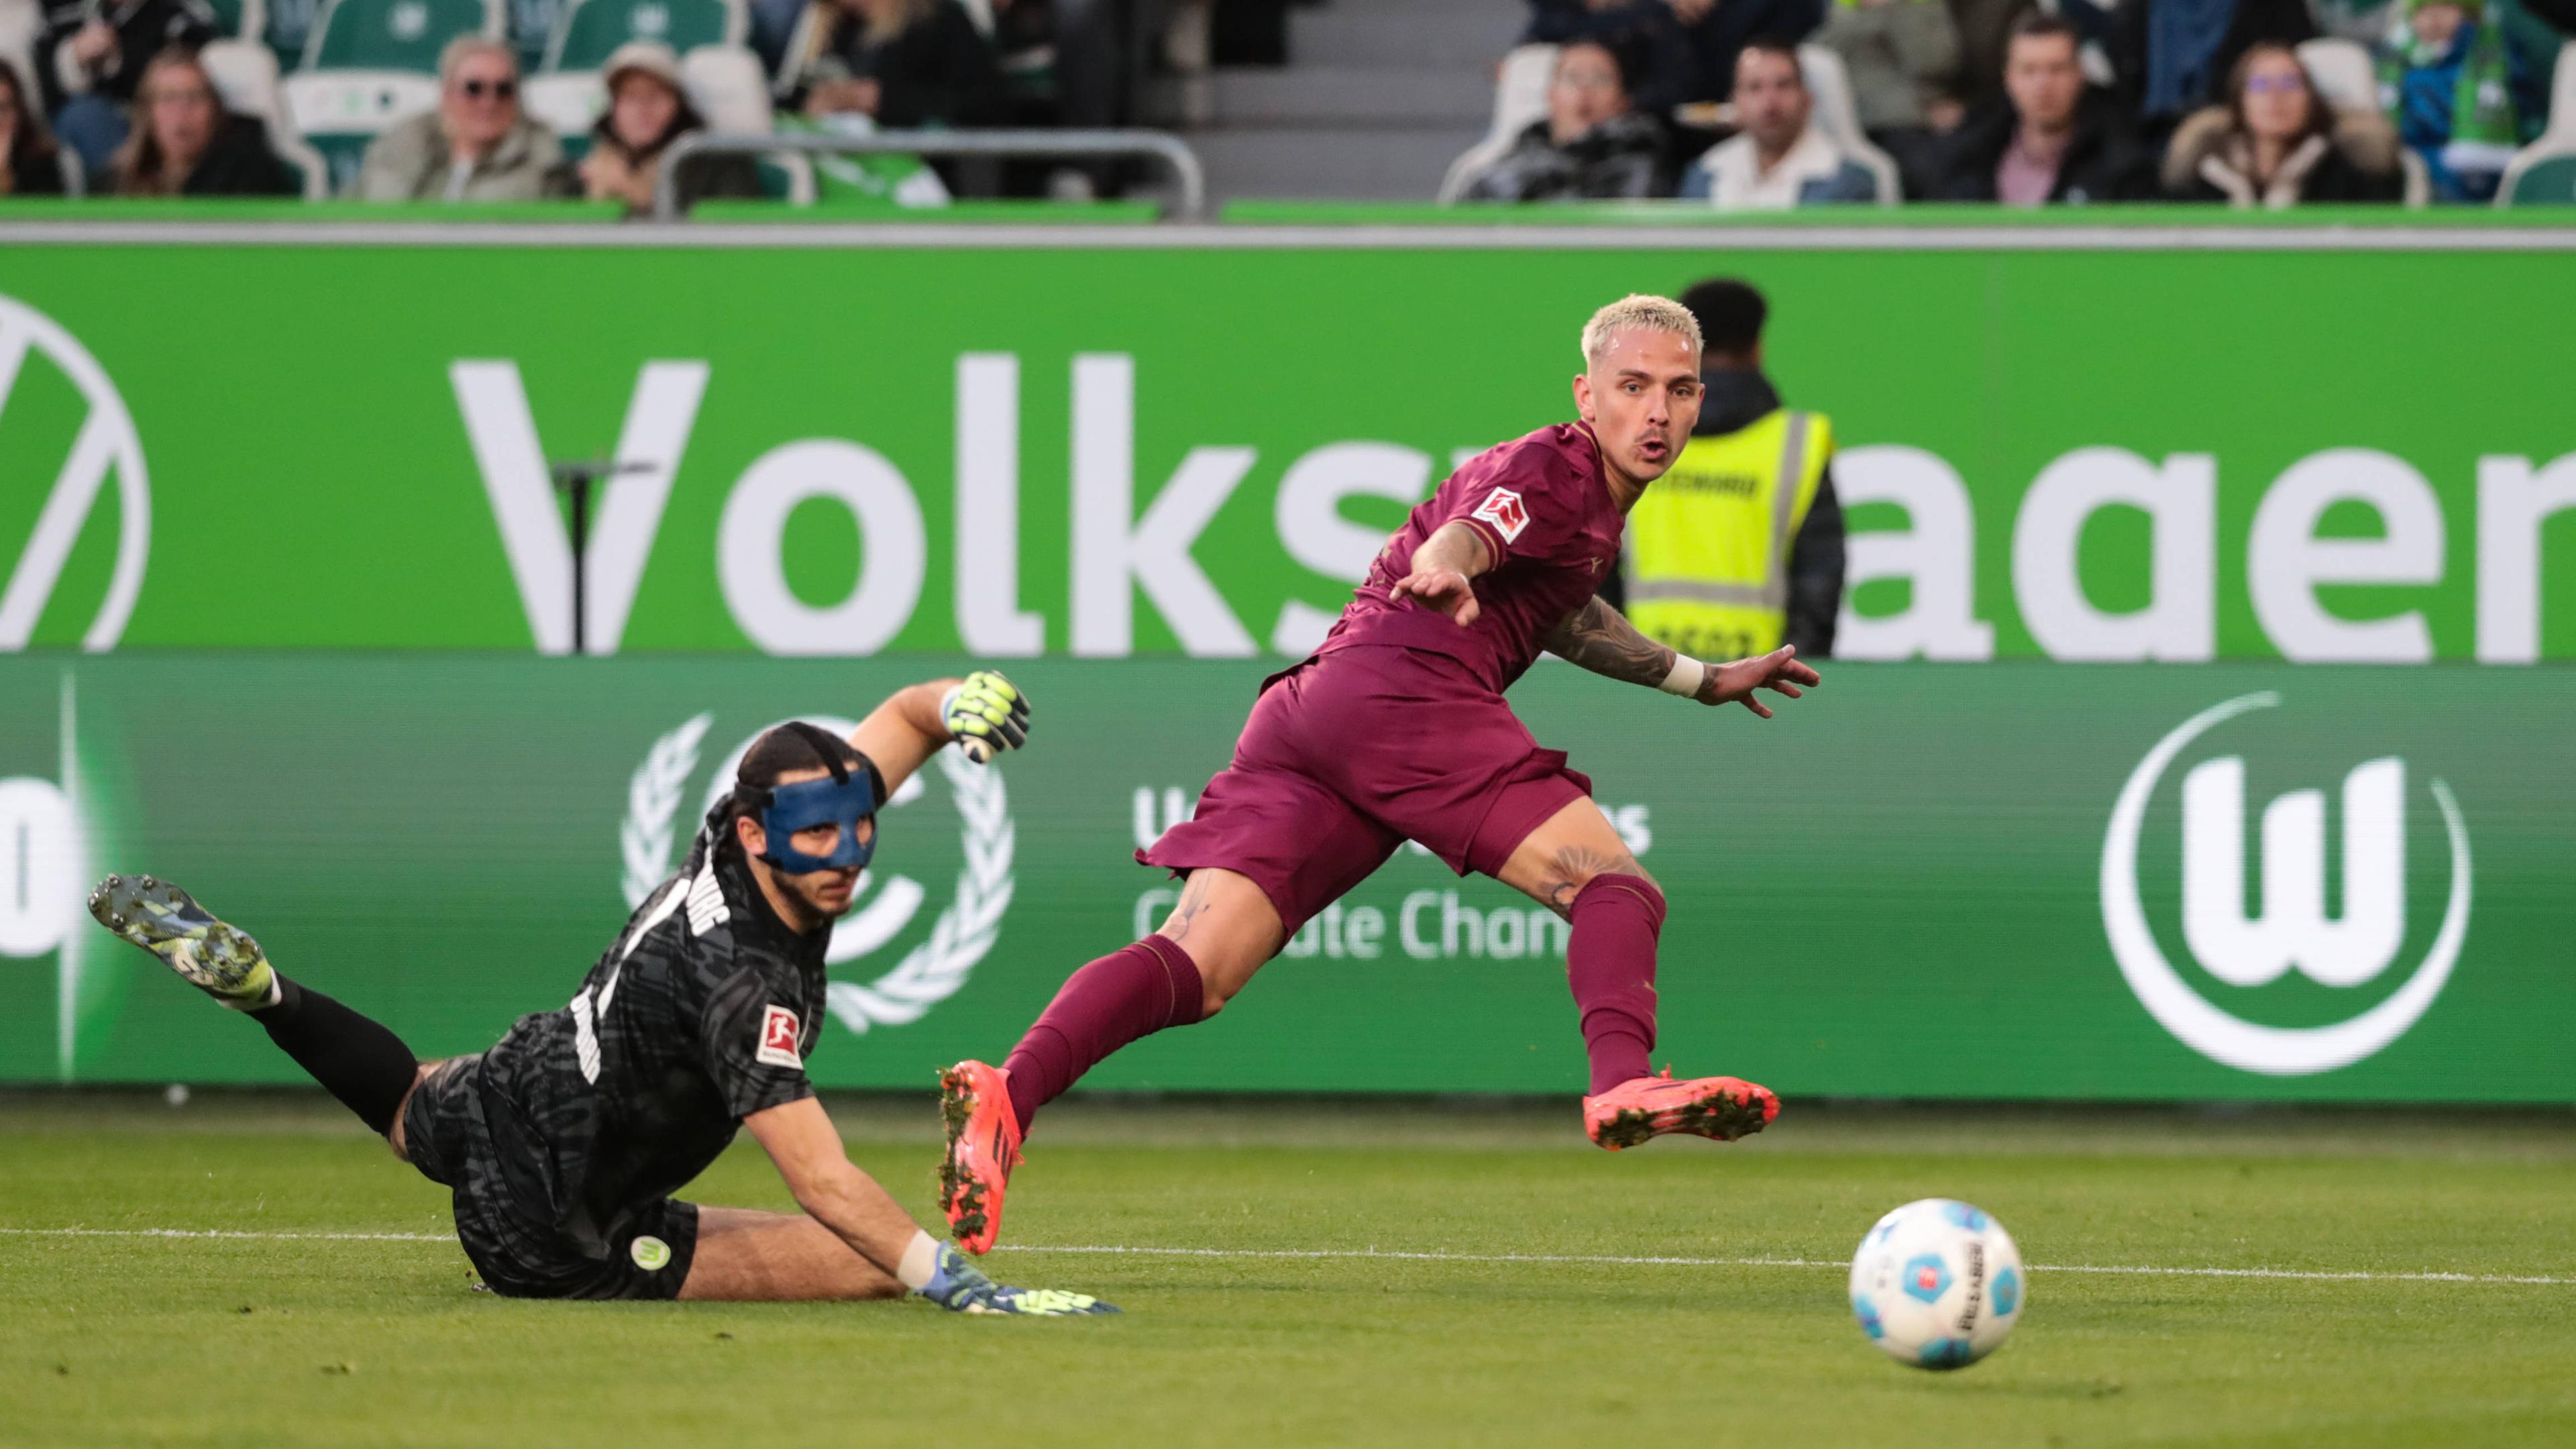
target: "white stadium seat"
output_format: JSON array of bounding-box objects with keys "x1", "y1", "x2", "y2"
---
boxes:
[
  {"x1": 201, "y1": 39, "x2": 335, "y2": 199},
  {"x1": 1798, "y1": 44, "x2": 1900, "y2": 205},
  {"x1": 2298, "y1": 37, "x2": 2428, "y2": 207},
  {"x1": 1438, "y1": 43, "x2": 1559, "y2": 205}
]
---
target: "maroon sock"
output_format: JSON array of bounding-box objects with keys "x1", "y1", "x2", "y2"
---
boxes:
[
  {"x1": 1566, "y1": 873, "x2": 1666, "y2": 1095},
  {"x1": 1003, "y1": 935, "x2": 1205, "y2": 1134}
]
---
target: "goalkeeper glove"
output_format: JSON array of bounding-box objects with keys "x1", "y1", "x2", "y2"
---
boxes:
[
  {"x1": 941, "y1": 670, "x2": 1030, "y2": 765},
  {"x1": 917, "y1": 1243, "x2": 1118, "y2": 1317}
]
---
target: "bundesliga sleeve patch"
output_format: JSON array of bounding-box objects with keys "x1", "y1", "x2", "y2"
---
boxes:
[
  {"x1": 1470, "y1": 488, "x2": 1531, "y2": 544},
  {"x1": 756, "y1": 1005, "x2": 804, "y2": 1069}
]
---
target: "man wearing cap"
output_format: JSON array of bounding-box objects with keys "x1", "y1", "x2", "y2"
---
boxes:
[
  {"x1": 579, "y1": 40, "x2": 764, "y2": 217},
  {"x1": 87, "y1": 672, "x2": 1114, "y2": 1315}
]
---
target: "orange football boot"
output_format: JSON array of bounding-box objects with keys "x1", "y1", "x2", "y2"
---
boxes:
[
  {"x1": 938, "y1": 1060, "x2": 1022, "y2": 1254},
  {"x1": 1583, "y1": 1069, "x2": 1778, "y2": 1150}
]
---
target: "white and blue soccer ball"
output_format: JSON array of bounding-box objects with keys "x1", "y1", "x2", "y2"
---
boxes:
[{"x1": 1847, "y1": 1199, "x2": 2025, "y2": 1371}]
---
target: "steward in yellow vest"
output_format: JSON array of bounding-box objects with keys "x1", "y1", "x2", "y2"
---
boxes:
[{"x1": 1618, "y1": 280, "x2": 1846, "y2": 660}]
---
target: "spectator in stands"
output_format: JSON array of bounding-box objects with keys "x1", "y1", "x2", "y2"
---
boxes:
[
  {"x1": 1814, "y1": 0, "x2": 1965, "y2": 190},
  {"x1": 0, "y1": 57, "x2": 69, "y2": 196},
  {"x1": 781, "y1": 0, "x2": 1006, "y2": 128},
  {"x1": 1682, "y1": 39, "x2": 1879, "y2": 205},
  {"x1": 37, "y1": 0, "x2": 215, "y2": 178},
  {"x1": 1523, "y1": 0, "x2": 1827, "y2": 108},
  {"x1": 2381, "y1": 0, "x2": 2525, "y2": 199},
  {"x1": 356, "y1": 38, "x2": 576, "y2": 203},
  {"x1": 1461, "y1": 36, "x2": 1671, "y2": 201},
  {"x1": 109, "y1": 47, "x2": 295, "y2": 195},
  {"x1": 579, "y1": 41, "x2": 764, "y2": 217},
  {"x1": 1925, "y1": 13, "x2": 2157, "y2": 201},
  {"x1": 2107, "y1": 0, "x2": 2315, "y2": 140},
  {"x1": 2163, "y1": 42, "x2": 2403, "y2": 205}
]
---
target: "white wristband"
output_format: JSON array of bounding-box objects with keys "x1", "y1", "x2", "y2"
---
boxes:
[
  {"x1": 1658, "y1": 656, "x2": 1707, "y2": 698},
  {"x1": 896, "y1": 1227, "x2": 942, "y2": 1291}
]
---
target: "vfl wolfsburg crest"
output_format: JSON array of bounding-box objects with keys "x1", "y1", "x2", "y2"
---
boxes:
[
  {"x1": 621, "y1": 714, "x2": 1013, "y2": 1032},
  {"x1": 2101, "y1": 693, "x2": 2471, "y2": 1076}
]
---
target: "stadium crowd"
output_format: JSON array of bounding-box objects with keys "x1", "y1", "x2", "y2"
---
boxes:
[
  {"x1": 0, "y1": 0, "x2": 1210, "y2": 203},
  {"x1": 1468, "y1": 0, "x2": 2576, "y2": 205},
  {"x1": 0, "y1": 0, "x2": 2566, "y2": 207}
]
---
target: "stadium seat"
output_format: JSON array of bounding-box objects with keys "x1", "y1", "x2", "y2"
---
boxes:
[
  {"x1": 1, "y1": 0, "x2": 38, "y2": 105},
  {"x1": 2496, "y1": 42, "x2": 2576, "y2": 204},
  {"x1": 203, "y1": 0, "x2": 270, "y2": 42},
  {"x1": 2295, "y1": 37, "x2": 2430, "y2": 206},
  {"x1": 1797, "y1": 44, "x2": 1900, "y2": 205},
  {"x1": 685, "y1": 43, "x2": 810, "y2": 203},
  {"x1": 541, "y1": 0, "x2": 744, "y2": 74},
  {"x1": 301, "y1": 0, "x2": 502, "y2": 72},
  {"x1": 1436, "y1": 43, "x2": 1559, "y2": 205},
  {"x1": 201, "y1": 39, "x2": 333, "y2": 198},
  {"x1": 282, "y1": 69, "x2": 440, "y2": 191}
]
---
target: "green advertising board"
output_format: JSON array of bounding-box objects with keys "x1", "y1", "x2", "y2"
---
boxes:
[
  {"x1": 2, "y1": 231, "x2": 2573, "y2": 661},
  {"x1": 4, "y1": 655, "x2": 2567, "y2": 1102}
]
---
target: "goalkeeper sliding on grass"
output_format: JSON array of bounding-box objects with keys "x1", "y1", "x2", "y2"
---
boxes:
[
  {"x1": 88, "y1": 674, "x2": 1112, "y2": 1314},
  {"x1": 938, "y1": 295, "x2": 1821, "y2": 1255}
]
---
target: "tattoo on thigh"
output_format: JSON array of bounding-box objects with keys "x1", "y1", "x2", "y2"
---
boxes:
[
  {"x1": 1542, "y1": 844, "x2": 1642, "y2": 919},
  {"x1": 1167, "y1": 873, "x2": 1214, "y2": 940}
]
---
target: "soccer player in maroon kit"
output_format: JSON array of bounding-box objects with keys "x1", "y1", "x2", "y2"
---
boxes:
[{"x1": 938, "y1": 294, "x2": 1823, "y2": 1253}]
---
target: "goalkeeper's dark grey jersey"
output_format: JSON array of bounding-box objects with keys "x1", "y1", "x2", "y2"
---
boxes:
[{"x1": 464, "y1": 813, "x2": 826, "y2": 1256}]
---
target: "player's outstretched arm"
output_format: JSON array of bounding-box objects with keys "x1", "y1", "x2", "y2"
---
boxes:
[
  {"x1": 1541, "y1": 597, "x2": 1821, "y2": 716},
  {"x1": 1391, "y1": 521, "x2": 1496, "y2": 627},
  {"x1": 743, "y1": 1097, "x2": 1115, "y2": 1315},
  {"x1": 848, "y1": 670, "x2": 1032, "y2": 794}
]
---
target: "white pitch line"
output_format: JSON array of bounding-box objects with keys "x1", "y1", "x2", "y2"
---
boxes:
[
  {"x1": 1004, "y1": 1244, "x2": 2576, "y2": 1287},
  {"x1": 4, "y1": 1228, "x2": 2569, "y2": 1287}
]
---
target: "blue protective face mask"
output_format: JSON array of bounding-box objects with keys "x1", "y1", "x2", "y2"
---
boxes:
[{"x1": 756, "y1": 769, "x2": 880, "y2": 875}]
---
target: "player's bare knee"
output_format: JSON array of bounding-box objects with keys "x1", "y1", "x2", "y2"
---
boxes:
[{"x1": 383, "y1": 1061, "x2": 437, "y2": 1161}]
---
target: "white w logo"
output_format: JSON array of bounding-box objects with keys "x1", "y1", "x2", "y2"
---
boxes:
[
  {"x1": 2101, "y1": 692, "x2": 2472, "y2": 1077},
  {"x1": 0, "y1": 296, "x2": 150, "y2": 651},
  {"x1": 2181, "y1": 756, "x2": 2403, "y2": 989}
]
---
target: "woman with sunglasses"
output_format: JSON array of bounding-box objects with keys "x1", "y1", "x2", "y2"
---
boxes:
[
  {"x1": 356, "y1": 36, "x2": 577, "y2": 202},
  {"x1": 2160, "y1": 41, "x2": 2402, "y2": 206}
]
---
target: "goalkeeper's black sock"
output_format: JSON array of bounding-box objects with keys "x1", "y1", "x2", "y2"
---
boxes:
[{"x1": 247, "y1": 977, "x2": 420, "y2": 1137}]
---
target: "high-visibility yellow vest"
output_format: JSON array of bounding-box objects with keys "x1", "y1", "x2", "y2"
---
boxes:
[{"x1": 1625, "y1": 408, "x2": 1831, "y2": 661}]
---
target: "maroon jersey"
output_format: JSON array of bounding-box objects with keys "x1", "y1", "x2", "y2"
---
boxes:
[{"x1": 1318, "y1": 423, "x2": 1621, "y2": 693}]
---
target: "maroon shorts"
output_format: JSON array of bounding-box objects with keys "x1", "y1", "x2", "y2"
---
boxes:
[{"x1": 1136, "y1": 645, "x2": 1592, "y2": 936}]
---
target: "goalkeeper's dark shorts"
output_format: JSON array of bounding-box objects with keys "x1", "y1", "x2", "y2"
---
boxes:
[{"x1": 400, "y1": 1054, "x2": 700, "y2": 1301}]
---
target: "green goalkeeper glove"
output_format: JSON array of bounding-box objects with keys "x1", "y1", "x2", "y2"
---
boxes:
[
  {"x1": 917, "y1": 1243, "x2": 1118, "y2": 1316},
  {"x1": 941, "y1": 671, "x2": 1030, "y2": 765}
]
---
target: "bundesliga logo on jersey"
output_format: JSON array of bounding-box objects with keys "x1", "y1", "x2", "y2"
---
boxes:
[
  {"x1": 1471, "y1": 488, "x2": 1531, "y2": 543},
  {"x1": 757, "y1": 1005, "x2": 804, "y2": 1069}
]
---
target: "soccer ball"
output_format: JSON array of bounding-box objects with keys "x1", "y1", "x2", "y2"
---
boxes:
[{"x1": 1847, "y1": 1199, "x2": 2025, "y2": 1370}]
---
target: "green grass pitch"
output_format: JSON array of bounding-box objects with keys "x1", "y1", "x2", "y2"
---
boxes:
[{"x1": 4, "y1": 1093, "x2": 2573, "y2": 1448}]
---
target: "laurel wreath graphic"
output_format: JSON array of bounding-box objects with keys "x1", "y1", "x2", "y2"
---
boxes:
[
  {"x1": 623, "y1": 712, "x2": 713, "y2": 909},
  {"x1": 621, "y1": 716, "x2": 1010, "y2": 1032}
]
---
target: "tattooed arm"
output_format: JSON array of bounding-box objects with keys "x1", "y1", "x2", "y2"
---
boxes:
[
  {"x1": 1542, "y1": 596, "x2": 1824, "y2": 715},
  {"x1": 1541, "y1": 595, "x2": 1681, "y2": 690}
]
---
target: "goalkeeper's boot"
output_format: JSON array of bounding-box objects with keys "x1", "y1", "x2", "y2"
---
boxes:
[
  {"x1": 1583, "y1": 1069, "x2": 1778, "y2": 1151},
  {"x1": 938, "y1": 1060, "x2": 1022, "y2": 1254},
  {"x1": 87, "y1": 874, "x2": 280, "y2": 1012}
]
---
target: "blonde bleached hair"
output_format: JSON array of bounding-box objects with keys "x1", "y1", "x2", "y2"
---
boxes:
[{"x1": 1579, "y1": 294, "x2": 1703, "y2": 370}]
